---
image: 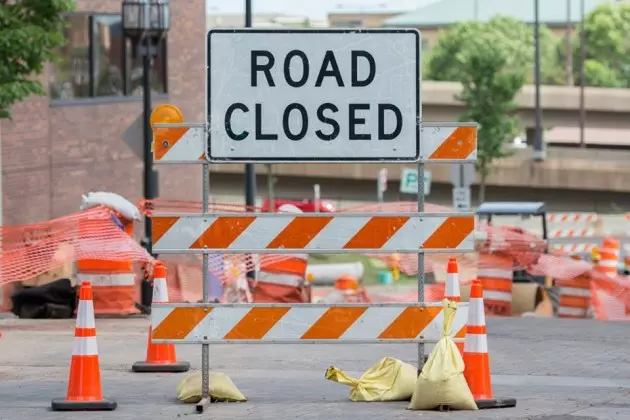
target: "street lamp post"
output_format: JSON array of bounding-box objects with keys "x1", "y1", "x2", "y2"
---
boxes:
[{"x1": 122, "y1": 0, "x2": 170, "y2": 309}]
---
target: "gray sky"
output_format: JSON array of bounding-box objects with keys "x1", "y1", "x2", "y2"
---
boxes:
[{"x1": 206, "y1": 0, "x2": 428, "y2": 20}]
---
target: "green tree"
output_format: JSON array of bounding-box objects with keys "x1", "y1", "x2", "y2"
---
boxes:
[
  {"x1": 574, "y1": 2, "x2": 630, "y2": 87},
  {"x1": 428, "y1": 21, "x2": 525, "y2": 202},
  {"x1": 0, "y1": 0, "x2": 74, "y2": 119},
  {"x1": 426, "y1": 16, "x2": 563, "y2": 85}
]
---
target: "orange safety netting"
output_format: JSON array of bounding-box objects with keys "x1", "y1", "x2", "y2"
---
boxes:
[
  {"x1": 0, "y1": 206, "x2": 153, "y2": 284},
  {"x1": 5, "y1": 198, "x2": 625, "y2": 320}
]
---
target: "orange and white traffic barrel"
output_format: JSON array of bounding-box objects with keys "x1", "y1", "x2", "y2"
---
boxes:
[
  {"x1": 76, "y1": 214, "x2": 137, "y2": 316},
  {"x1": 595, "y1": 237, "x2": 620, "y2": 277},
  {"x1": 252, "y1": 204, "x2": 309, "y2": 303},
  {"x1": 477, "y1": 253, "x2": 513, "y2": 316},
  {"x1": 556, "y1": 255, "x2": 591, "y2": 319}
]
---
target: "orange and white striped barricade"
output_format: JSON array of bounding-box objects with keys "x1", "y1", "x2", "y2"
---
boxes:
[
  {"x1": 150, "y1": 28, "x2": 480, "y2": 412},
  {"x1": 76, "y1": 214, "x2": 138, "y2": 316},
  {"x1": 151, "y1": 301, "x2": 469, "y2": 345},
  {"x1": 477, "y1": 253, "x2": 514, "y2": 316},
  {"x1": 556, "y1": 255, "x2": 591, "y2": 319},
  {"x1": 547, "y1": 212, "x2": 598, "y2": 256},
  {"x1": 595, "y1": 237, "x2": 621, "y2": 278}
]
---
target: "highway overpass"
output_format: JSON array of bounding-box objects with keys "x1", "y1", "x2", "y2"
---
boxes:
[{"x1": 421, "y1": 82, "x2": 630, "y2": 130}]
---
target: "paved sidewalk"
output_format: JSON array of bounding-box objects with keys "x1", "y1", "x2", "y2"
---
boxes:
[{"x1": 1, "y1": 316, "x2": 630, "y2": 419}]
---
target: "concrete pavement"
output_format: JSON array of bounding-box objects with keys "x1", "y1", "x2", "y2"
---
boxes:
[{"x1": 1, "y1": 316, "x2": 630, "y2": 419}]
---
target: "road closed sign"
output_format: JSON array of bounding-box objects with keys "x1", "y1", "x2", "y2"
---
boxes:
[{"x1": 207, "y1": 29, "x2": 420, "y2": 162}]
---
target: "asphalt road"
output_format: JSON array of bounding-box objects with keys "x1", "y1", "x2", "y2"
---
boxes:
[{"x1": 1, "y1": 316, "x2": 630, "y2": 420}]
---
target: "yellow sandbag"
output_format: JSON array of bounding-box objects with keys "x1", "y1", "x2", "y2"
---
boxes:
[
  {"x1": 325, "y1": 357, "x2": 417, "y2": 402},
  {"x1": 408, "y1": 300, "x2": 478, "y2": 411},
  {"x1": 176, "y1": 371, "x2": 247, "y2": 403}
]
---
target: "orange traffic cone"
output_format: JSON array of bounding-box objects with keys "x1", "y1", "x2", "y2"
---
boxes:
[
  {"x1": 463, "y1": 280, "x2": 516, "y2": 410},
  {"x1": 52, "y1": 282, "x2": 117, "y2": 411},
  {"x1": 132, "y1": 262, "x2": 190, "y2": 373},
  {"x1": 445, "y1": 257, "x2": 465, "y2": 356}
]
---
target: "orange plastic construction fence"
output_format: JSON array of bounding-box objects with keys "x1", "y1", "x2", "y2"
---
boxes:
[{"x1": 0, "y1": 206, "x2": 154, "y2": 311}]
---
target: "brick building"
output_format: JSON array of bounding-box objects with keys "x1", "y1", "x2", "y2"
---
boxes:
[{"x1": 0, "y1": 0, "x2": 205, "y2": 226}]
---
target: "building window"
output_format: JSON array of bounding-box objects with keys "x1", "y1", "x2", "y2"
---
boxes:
[{"x1": 49, "y1": 13, "x2": 167, "y2": 102}]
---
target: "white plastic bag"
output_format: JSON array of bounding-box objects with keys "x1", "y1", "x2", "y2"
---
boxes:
[
  {"x1": 408, "y1": 299, "x2": 477, "y2": 411},
  {"x1": 80, "y1": 191, "x2": 141, "y2": 221}
]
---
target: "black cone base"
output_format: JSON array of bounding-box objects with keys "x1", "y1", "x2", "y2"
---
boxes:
[
  {"x1": 475, "y1": 397, "x2": 517, "y2": 409},
  {"x1": 132, "y1": 360, "x2": 190, "y2": 373},
  {"x1": 51, "y1": 398, "x2": 117, "y2": 411}
]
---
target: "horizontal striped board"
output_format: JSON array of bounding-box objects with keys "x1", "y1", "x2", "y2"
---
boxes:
[
  {"x1": 550, "y1": 228, "x2": 596, "y2": 238},
  {"x1": 546, "y1": 212, "x2": 598, "y2": 223},
  {"x1": 150, "y1": 303, "x2": 469, "y2": 344},
  {"x1": 420, "y1": 123, "x2": 477, "y2": 162},
  {"x1": 151, "y1": 212, "x2": 475, "y2": 253},
  {"x1": 152, "y1": 123, "x2": 206, "y2": 163},
  {"x1": 151, "y1": 122, "x2": 478, "y2": 164},
  {"x1": 552, "y1": 243, "x2": 594, "y2": 253}
]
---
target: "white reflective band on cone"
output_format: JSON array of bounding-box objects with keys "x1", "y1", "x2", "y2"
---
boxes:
[
  {"x1": 559, "y1": 287, "x2": 591, "y2": 298},
  {"x1": 72, "y1": 336, "x2": 99, "y2": 356},
  {"x1": 257, "y1": 272, "x2": 303, "y2": 287},
  {"x1": 77, "y1": 272, "x2": 135, "y2": 286},
  {"x1": 153, "y1": 278, "x2": 169, "y2": 303},
  {"x1": 446, "y1": 273, "x2": 460, "y2": 297},
  {"x1": 464, "y1": 333, "x2": 488, "y2": 353},
  {"x1": 469, "y1": 298, "x2": 486, "y2": 325},
  {"x1": 76, "y1": 300, "x2": 96, "y2": 328},
  {"x1": 557, "y1": 306, "x2": 587, "y2": 317},
  {"x1": 483, "y1": 290, "x2": 513, "y2": 302},
  {"x1": 478, "y1": 268, "x2": 513, "y2": 279}
]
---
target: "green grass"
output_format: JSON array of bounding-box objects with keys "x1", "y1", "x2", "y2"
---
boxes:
[{"x1": 308, "y1": 254, "x2": 418, "y2": 285}]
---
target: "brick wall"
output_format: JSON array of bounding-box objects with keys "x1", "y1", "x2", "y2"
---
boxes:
[{"x1": 0, "y1": 0, "x2": 205, "y2": 226}]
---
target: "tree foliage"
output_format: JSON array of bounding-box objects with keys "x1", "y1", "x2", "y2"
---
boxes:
[
  {"x1": 426, "y1": 18, "x2": 526, "y2": 202},
  {"x1": 568, "y1": 2, "x2": 630, "y2": 87},
  {"x1": 0, "y1": 0, "x2": 74, "y2": 119},
  {"x1": 426, "y1": 16, "x2": 562, "y2": 85}
]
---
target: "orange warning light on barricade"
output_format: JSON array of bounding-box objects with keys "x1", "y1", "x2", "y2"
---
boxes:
[
  {"x1": 150, "y1": 104, "x2": 184, "y2": 126},
  {"x1": 150, "y1": 104, "x2": 187, "y2": 160}
]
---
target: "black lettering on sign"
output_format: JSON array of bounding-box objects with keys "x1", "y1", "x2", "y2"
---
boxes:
[
  {"x1": 351, "y1": 51, "x2": 376, "y2": 87},
  {"x1": 282, "y1": 103, "x2": 308, "y2": 141},
  {"x1": 225, "y1": 103, "x2": 249, "y2": 141},
  {"x1": 349, "y1": 104, "x2": 370, "y2": 140},
  {"x1": 255, "y1": 103, "x2": 277, "y2": 140},
  {"x1": 283, "y1": 50, "x2": 310, "y2": 88},
  {"x1": 316, "y1": 103, "x2": 340, "y2": 141},
  {"x1": 251, "y1": 50, "x2": 275, "y2": 87},
  {"x1": 378, "y1": 104, "x2": 403, "y2": 140},
  {"x1": 315, "y1": 51, "x2": 344, "y2": 87}
]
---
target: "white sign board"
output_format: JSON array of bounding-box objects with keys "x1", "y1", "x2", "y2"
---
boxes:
[
  {"x1": 207, "y1": 29, "x2": 420, "y2": 162},
  {"x1": 449, "y1": 163, "x2": 476, "y2": 187},
  {"x1": 452, "y1": 187, "x2": 471, "y2": 211},
  {"x1": 400, "y1": 167, "x2": 431, "y2": 195}
]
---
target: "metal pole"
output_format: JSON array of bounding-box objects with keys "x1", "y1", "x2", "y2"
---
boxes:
[
  {"x1": 198, "y1": 19, "x2": 212, "y2": 413},
  {"x1": 140, "y1": 37, "x2": 156, "y2": 311},
  {"x1": 533, "y1": 0, "x2": 545, "y2": 161},
  {"x1": 266, "y1": 164, "x2": 274, "y2": 212},
  {"x1": 579, "y1": 0, "x2": 586, "y2": 148},
  {"x1": 416, "y1": 161, "x2": 425, "y2": 372},
  {"x1": 244, "y1": 0, "x2": 257, "y2": 283},
  {"x1": 199, "y1": 163, "x2": 211, "y2": 412},
  {"x1": 565, "y1": 0, "x2": 574, "y2": 86},
  {"x1": 142, "y1": 37, "x2": 156, "y2": 253}
]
